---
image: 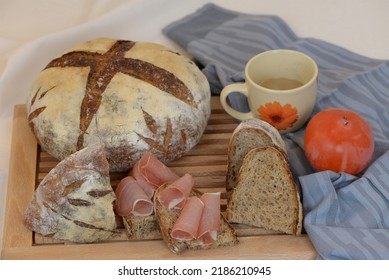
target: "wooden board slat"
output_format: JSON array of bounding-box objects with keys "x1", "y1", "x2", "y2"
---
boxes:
[
  {"x1": 3, "y1": 235, "x2": 315, "y2": 260},
  {"x1": 1, "y1": 97, "x2": 317, "y2": 259},
  {"x1": 2, "y1": 105, "x2": 37, "y2": 250}
]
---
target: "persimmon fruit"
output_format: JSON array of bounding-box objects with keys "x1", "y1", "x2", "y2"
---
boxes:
[{"x1": 304, "y1": 108, "x2": 374, "y2": 175}]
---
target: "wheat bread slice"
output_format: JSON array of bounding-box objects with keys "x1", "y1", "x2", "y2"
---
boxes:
[
  {"x1": 226, "y1": 146, "x2": 302, "y2": 235},
  {"x1": 226, "y1": 119, "x2": 286, "y2": 191},
  {"x1": 155, "y1": 185, "x2": 238, "y2": 254},
  {"x1": 122, "y1": 214, "x2": 161, "y2": 240}
]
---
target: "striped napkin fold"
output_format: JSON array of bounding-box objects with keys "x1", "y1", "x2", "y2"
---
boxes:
[{"x1": 163, "y1": 3, "x2": 389, "y2": 259}]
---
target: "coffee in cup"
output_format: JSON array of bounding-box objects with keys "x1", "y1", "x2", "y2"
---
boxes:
[{"x1": 220, "y1": 49, "x2": 318, "y2": 133}]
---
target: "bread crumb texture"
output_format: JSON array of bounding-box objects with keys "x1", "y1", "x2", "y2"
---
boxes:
[
  {"x1": 226, "y1": 118, "x2": 286, "y2": 191},
  {"x1": 226, "y1": 146, "x2": 302, "y2": 235},
  {"x1": 123, "y1": 215, "x2": 161, "y2": 240}
]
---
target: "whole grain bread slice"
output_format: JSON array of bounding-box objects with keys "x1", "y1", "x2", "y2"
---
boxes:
[
  {"x1": 226, "y1": 146, "x2": 302, "y2": 235},
  {"x1": 154, "y1": 186, "x2": 238, "y2": 254},
  {"x1": 226, "y1": 119, "x2": 286, "y2": 191},
  {"x1": 122, "y1": 214, "x2": 161, "y2": 240}
]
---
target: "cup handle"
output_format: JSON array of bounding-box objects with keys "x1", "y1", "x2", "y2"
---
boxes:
[{"x1": 220, "y1": 83, "x2": 255, "y2": 121}]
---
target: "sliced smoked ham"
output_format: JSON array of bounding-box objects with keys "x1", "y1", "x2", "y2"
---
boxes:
[
  {"x1": 131, "y1": 152, "x2": 179, "y2": 198},
  {"x1": 138, "y1": 151, "x2": 179, "y2": 186},
  {"x1": 157, "y1": 173, "x2": 194, "y2": 209},
  {"x1": 115, "y1": 150, "x2": 222, "y2": 245},
  {"x1": 114, "y1": 176, "x2": 153, "y2": 217},
  {"x1": 170, "y1": 196, "x2": 204, "y2": 241},
  {"x1": 169, "y1": 192, "x2": 221, "y2": 244},
  {"x1": 116, "y1": 151, "x2": 180, "y2": 217},
  {"x1": 130, "y1": 160, "x2": 155, "y2": 198},
  {"x1": 198, "y1": 192, "x2": 221, "y2": 244}
]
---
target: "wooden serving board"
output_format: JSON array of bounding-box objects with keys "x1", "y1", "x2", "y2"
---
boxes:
[{"x1": 1, "y1": 97, "x2": 317, "y2": 259}]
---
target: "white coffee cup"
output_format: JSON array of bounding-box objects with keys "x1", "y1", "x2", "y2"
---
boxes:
[{"x1": 220, "y1": 49, "x2": 318, "y2": 133}]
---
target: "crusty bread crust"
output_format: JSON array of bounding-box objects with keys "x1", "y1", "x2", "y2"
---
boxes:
[
  {"x1": 26, "y1": 38, "x2": 211, "y2": 172},
  {"x1": 226, "y1": 146, "x2": 302, "y2": 235},
  {"x1": 226, "y1": 119, "x2": 286, "y2": 191},
  {"x1": 154, "y1": 185, "x2": 238, "y2": 254},
  {"x1": 23, "y1": 144, "x2": 117, "y2": 243}
]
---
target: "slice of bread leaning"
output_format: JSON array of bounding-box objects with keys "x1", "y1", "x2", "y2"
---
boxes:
[
  {"x1": 155, "y1": 185, "x2": 238, "y2": 254},
  {"x1": 226, "y1": 118, "x2": 286, "y2": 191},
  {"x1": 226, "y1": 146, "x2": 302, "y2": 235}
]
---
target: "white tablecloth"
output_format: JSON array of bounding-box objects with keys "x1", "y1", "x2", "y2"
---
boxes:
[{"x1": 1, "y1": 0, "x2": 389, "y2": 254}]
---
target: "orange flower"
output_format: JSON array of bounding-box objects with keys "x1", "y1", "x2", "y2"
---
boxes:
[{"x1": 257, "y1": 101, "x2": 298, "y2": 131}]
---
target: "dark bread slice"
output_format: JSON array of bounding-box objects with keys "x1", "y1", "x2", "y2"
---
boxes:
[
  {"x1": 226, "y1": 119, "x2": 286, "y2": 191},
  {"x1": 226, "y1": 146, "x2": 302, "y2": 235},
  {"x1": 154, "y1": 185, "x2": 238, "y2": 254}
]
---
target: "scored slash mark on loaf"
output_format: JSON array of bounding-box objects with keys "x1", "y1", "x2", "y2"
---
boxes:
[
  {"x1": 62, "y1": 179, "x2": 114, "y2": 206},
  {"x1": 27, "y1": 40, "x2": 196, "y2": 150},
  {"x1": 137, "y1": 109, "x2": 185, "y2": 157},
  {"x1": 27, "y1": 86, "x2": 57, "y2": 122}
]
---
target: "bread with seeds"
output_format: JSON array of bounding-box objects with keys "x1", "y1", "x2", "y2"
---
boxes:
[
  {"x1": 226, "y1": 146, "x2": 302, "y2": 235},
  {"x1": 226, "y1": 118, "x2": 286, "y2": 191},
  {"x1": 122, "y1": 214, "x2": 161, "y2": 240}
]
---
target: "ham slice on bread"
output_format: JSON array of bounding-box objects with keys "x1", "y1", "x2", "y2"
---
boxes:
[
  {"x1": 156, "y1": 173, "x2": 222, "y2": 245},
  {"x1": 130, "y1": 151, "x2": 179, "y2": 198},
  {"x1": 198, "y1": 193, "x2": 221, "y2": 244},
  {"x1": 130, "y1": 162, "x2": 155, "y2": 198},
  {"x1": 155, "y1": 184, "x2": 238, "y2": 254},
  {"x1": 116, "y1": 151, "x2": 180, "y2": 217},
  {"x1": 157, "y1": 173, "x2": 194, "y2": 209},
  {"x1": 170, "y1": 196, "x2": 204, "y2": 240},
  {"x1": 114, "y1": 176, "x2": 153, "y2": 217},
  {"x1": 169, "y1": 192, "x2": 221, "y2": 244},
  {"x1": 118, "y1": 151, "x2": 238, "y2": 254}
]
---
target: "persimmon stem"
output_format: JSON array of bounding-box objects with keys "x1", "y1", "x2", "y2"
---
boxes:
[{"x1": 342, "y1": 116, "x2": 349, "y2": 126}]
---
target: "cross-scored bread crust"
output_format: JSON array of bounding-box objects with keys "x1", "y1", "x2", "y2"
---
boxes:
[{"x1": 27, "y1": 38, "x2": 211, "y2": 173}]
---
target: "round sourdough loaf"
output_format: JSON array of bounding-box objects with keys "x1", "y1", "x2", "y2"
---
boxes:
[{"x1": 26, "y1": 38, "x2": 211, "y2": 172}]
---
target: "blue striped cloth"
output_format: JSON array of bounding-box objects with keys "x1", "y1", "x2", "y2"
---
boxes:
[{"x1": 163, "y1": 3, "x2": 389, "y2": 259}]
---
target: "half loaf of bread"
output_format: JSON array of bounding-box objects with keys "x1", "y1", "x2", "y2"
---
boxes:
[
  {"x1": 226, "y1": 146, "x2": 302, "y2": 235},
  {"x1": 226, "y1": 118, "x2": 286, "y2": 191},
  {"x1": 155, "y1": 185, "x2": 238, "y2": 254},
  {"x1": 23, "y1": 143, "x2": 117, "y2": 243}
]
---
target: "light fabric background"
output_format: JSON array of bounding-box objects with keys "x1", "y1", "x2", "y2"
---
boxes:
[{"x1": 1, "y1": 0, "x2": 389, "y2": 256}]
